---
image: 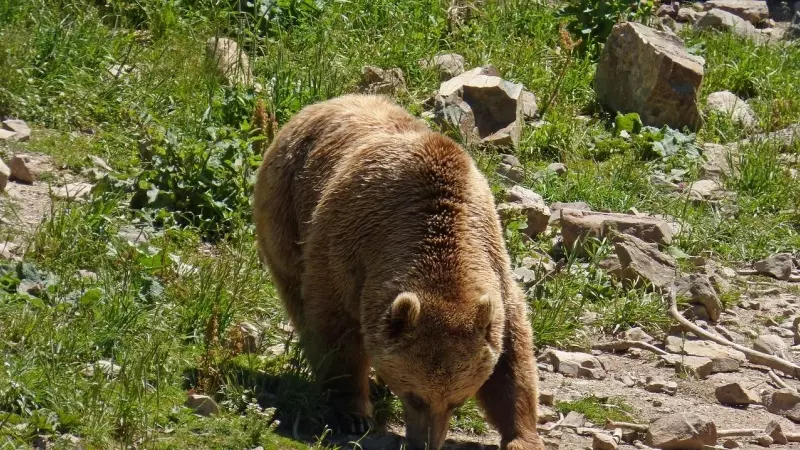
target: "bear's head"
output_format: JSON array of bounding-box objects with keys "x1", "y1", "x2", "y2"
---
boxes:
[{"x1": 368, "y1": 290, "x2": 505, "y2": 450}]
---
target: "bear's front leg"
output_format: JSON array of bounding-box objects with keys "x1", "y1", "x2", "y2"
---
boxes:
[{"x1": 475, "y1": 298, "x2": 544, "y2": 450}]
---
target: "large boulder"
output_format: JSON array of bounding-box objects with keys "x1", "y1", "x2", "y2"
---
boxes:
[
  {"x1": 664, "y1": 335, "x2": 745, "y2": 373},
  {"x1": 595, "y1": 22, "x2": 705, "y2": 132},
  {"x1": 753, "y1": 253, "x2": 794, "y2": 280}
]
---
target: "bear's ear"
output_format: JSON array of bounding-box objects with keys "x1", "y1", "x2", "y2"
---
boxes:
[
  {"x1": 387, "y1": 292, "x2": 420, "y2": 338},
  {"x1": 475, "y1": 293, "x2": 496, "y2": 334}
]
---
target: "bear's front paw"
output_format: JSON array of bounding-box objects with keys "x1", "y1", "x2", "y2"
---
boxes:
[
  {"x1": 323, "y1": 409, "x2": 375, "y2": 436},
  {"x1": 503, "y1": 435, "x2": 546, "y2": 450}
]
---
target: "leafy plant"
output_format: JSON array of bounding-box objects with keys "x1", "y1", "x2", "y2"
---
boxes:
[
  {"x1": 558, "y1": 0, "x2": 655, "y2": 57},
  {"x1": 128, "y1": 121, "x2": 261, "y2": 240}
]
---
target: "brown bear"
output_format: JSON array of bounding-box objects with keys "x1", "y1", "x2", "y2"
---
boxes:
[{"x1": 252, "y1": 94, "x2": 544, "y2": 450}]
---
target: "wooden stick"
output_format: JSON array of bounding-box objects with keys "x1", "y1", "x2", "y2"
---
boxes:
[
  {"x1": 633, "y1": 441, "x2": 655, "y2": 450},
  {"x1": 718, "y1": 428, "x2": 760, "y2": 437},
  {"x1": 592, "y1": 340, "x2": 668, "y2": 356},
  {"x1": 769, "y1": 369, "x2": 797, "y2": 392},
  {"x1": 606, "y1": 419, "x2": 648, "y2": 432},
  {"x1": 667, "y1": 285, "x2": 800, "y2": 379}
]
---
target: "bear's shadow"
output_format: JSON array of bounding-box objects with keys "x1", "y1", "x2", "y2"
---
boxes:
[{"x1": 183, "y1": 362, "x2": 500, "y2": 450}]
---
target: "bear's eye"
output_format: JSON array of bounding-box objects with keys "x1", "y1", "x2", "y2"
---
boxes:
[{"x1": 405, "y1": 393, "x2": 428, "y2": 411}]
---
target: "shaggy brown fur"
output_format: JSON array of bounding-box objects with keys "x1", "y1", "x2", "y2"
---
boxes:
[{"x1": 252, "y1": 94, "x2": 543, "y2": 450}]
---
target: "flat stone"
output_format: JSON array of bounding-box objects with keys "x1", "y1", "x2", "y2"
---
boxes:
[
  {"x1": 542, "y1": 349, "x2": 606, "y2": 380},
  {"x1": 53, "y1": 182, "x2": 94, "y2": 200},
  {"x1": 561, "y1": 209, "x2": 673, "y2": 251},
  {"x1": 0, "y1": 129, "x2": 15, "y2": 140},
  {"x1": 593, "y1": 432, "x2": 618, "y2": 450},
  {"x1": 661, "y1": 354, "x2": 714, "y2": 378},
  {"x1": 664, "y1": 335, "x2": 744, "y2": 373},
  {"x1": 2, "y1": 119, "x2": 31, "y2": 141},
  {"x1": 700, "y1": 143, "x2": 738, "y2": 182},
  {"x1": 753, "y1": 253, "x2": 794, "y2": 280},
  {"x1": 81, "y1": 360, "x2": 121, "y2": 378}
]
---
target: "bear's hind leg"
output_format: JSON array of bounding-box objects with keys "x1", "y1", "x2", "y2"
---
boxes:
[
  {"x1": 301, "y1": 298, "x2": 374, "y2": 435},
  {"x1": 475, "y1": 300, "x2": 544, "y2": 450}
]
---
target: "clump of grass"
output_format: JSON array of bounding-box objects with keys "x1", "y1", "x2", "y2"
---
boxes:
[{"x1": 555, "y1": 395, "x2": 637, "y2": 424}]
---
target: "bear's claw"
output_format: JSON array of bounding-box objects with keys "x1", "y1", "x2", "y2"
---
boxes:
[{"x1": 324, "y1": 410, "x2": 374, "y2": 436}]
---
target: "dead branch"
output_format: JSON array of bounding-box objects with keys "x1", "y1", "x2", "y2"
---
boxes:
[
  {"x1": 769, "y1": 369, "x2": 797, "y2": 392},
  {"x1": 633, "y1": 441, "x2": 655, "y2": 450},
  {"x1": 592, "y1": 340, "x2": 668, "y2": 356},
  {"x1": 717, "y1": 428, "x2": 760, "y2": 437},
  {"x1": 606, "y1": 419, "x2": 648, "y2": 432},
  {"x1": 667, "y1": 285, "x2": 800, "y2": 379}
]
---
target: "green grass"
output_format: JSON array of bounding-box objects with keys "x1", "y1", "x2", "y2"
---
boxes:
[
  {"x1": 555, "y1": 395, "x2": 638, "y2": 424},
  {"x1": 0, "y1": 0, "x2": 799, "y2": 447}
]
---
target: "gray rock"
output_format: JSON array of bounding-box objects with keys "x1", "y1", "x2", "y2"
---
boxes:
[
  {"x1": 420, "y1": 53, "x2": 465, "y2": 81},
  {"x1": 657, "y1": 3, "x2": 678, "y2": 18},
  {"x1": 546, "y1": 162, "x2": 568, "y2": 176},
  {"x1": 715, "y1": 382, "x2": 761, "y2": 405},
  {"x1": 664, "y1": 335, "x2": 745, "y2": 373},
  {"x1": 595, "y1": 22, "x2": 705, "y2": 131},
  {"x1": 732, "y1": 124, "x2": 800, "y2": 152},
  {"x1": 561, "y1": 209, "x2": 674, "y2": 251},
  {"x1": 538, "y1": 405, "x2": 559, "y2": 424},
  {"x1": 696, "y1": 9, "x2": 761, "y2": 40},
  {"x1": 752, "y1": 334, "x2": 790, "y2": 360},
  {"x1": 766, "y1": 389, "x2": 800, "y2": 422},
  {"x1": 520, "y1": 90, "x2": 538, "y2": 120},
  {"x1": 206, "y1": 37, "x2": 252, "y2": 87},
  {"x1": 687, "y1": 179, "x2": 722, "y2": 200},
  {"x1": 677, "y1": 8, "x2": 704, "y2": 23},
  {"x1": 622, "y1": 327, "x2": 654, "y2": 343},
  {"x1": 675, "y1": 274, "x2": 723, "y2": 322},
  {"x1": 359, "y1": 66, "x2": 406, "y2": 95},
  {"x1": 765, "y1": 420, "x2": 789, "y2": 445},
  {"x1": 9, "y1": 155, "x2": 35, "y2": 183},
  {"x1": 549, "y1": 202, "x2": 591, "y2": 224},
  {"x1": 0, "y1": 129, "x2": 15, "y2": 140},
  {"x1": 593, "y1": 432, "x2": 618, "y2": 450},
  {"x1": 495, "y1": 154, "x2": 524, "y2": 182},
  {"x1": 707, "y1": 91, "x2": 756, "y2": 127},
  {"x1": 53, "y1": 182, "x2": 94, "y2": 200},
  {"x1": 81, "y1": 360, "x2": 121, "y2": 378},
  {"x1": 706, "y1": 0, "x2": 769, "y2": 25},
  {"x1": 700, "y1": 143, "x2": 738, "y2": 182},
  {"x1": 645, "y1": 377, "x2": 678, "y2": 395},
  {"x1": 661, "y1": 354, "x2": 714, "y2": 378},
  {"x1": 645, "y1": 414, "x2": 718, "y2": 449},
  {"x1": 754, "y1": 253, "x2": 794, "y2": 280},
  {"x1": 497, "y1": 185, "x2": 551, "y2": 236},
  {"x1": 185, "y1": 393, "x2": 219, "y2": 416},
  {"x1": 0, "y1": 159, "x2": 9, "y2": 191},
  {"x1": 562, "y1": 411, "x2": 586, "y2": 429},
  {"x1": 610, "y1": 234, "x2": 678, "y2": 289},
  {"x1": 542, "y1": 349, "x2": 606, "y2": 379},
  {"x1": 2, "y1": 119, "x2": 31, "y2": 142}
]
